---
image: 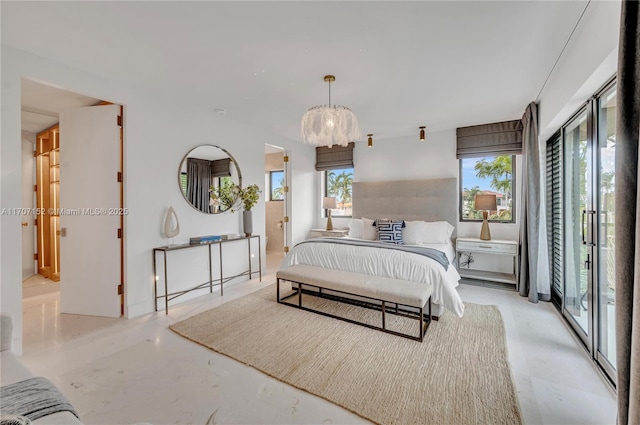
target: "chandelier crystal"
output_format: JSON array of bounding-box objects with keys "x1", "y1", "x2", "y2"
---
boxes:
[{"x1": 301, "y1": 75, "x2": 360, "y2": 147}]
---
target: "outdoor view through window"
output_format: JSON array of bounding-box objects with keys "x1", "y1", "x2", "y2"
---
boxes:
[
  {"x1": 270, "y1": 170, "x2": 284, "y2": 201},
  {"x1": 325, "y1": 167, "x2": 354, "y2": 217},
  {"x1": 460, "y1": 155, "x2": 515, "y2": 221}
]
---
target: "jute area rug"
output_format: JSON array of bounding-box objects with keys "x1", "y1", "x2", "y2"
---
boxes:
[{"x1": 170, "y1": 283, "x2": 522, "y2": 425}]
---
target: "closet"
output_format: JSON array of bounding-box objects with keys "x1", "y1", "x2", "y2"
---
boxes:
[{"x1": 35, "y1": 125, "x2": 61, "y2": 282}]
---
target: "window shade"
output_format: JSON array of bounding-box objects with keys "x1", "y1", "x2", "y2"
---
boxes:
[
  {"x1": 315, "y1": 142, "x2": 354, "y2": 171},
  {"x1": 210, "y1": 158, "x2": 231, "y2": 177},
  {"x1": 545, "y1": 131, "x2": 563, "y2": 296},
  {"x1": 456, "y1": 120, "x2": 523, "y2": 158}
]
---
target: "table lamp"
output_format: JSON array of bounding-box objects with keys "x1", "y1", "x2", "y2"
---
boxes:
[
  {"x1": 323, "y1": 197, "x2": 337, "y2": 231},
  {"x1": 475, "y1": 194, "x2": 497, "y2": 240}
]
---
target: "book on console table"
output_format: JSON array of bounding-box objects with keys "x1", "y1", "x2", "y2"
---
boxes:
[{"x1": 190, "y1": 235, "x2": 222, "y2": 244}]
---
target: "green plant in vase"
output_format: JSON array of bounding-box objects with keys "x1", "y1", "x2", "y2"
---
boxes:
[
  {"x1": 236, "y1": 184, "x2": 261, "y2": 237},
  {"x1": 210, "y1": 179, "x2": 237, "y2": 212},
  {"x1": 236, "y1": 184, "x2": 261, "y2": 212}
]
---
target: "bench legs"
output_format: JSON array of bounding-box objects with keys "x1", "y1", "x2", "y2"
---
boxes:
[{"x1": 276, "y1": 277, "x2": 432, "y2": 342}]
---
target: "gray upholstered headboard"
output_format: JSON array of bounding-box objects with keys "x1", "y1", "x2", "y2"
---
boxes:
[{"x1": 352, "y1": 178, "x2": 458, "y2": 231}]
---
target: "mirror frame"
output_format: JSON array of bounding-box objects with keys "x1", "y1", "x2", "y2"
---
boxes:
[{"x1": 178, "y1": 144, "x2": 243, "y2": 214}]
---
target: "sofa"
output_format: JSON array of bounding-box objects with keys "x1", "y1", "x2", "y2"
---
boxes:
[{"x1": 1, "y1": 313, "x2": 83, "y2": 424}]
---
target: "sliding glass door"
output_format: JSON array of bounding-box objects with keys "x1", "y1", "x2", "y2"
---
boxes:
[
  {"x1": 548, "y1": 79, "x2": 617, "y2": 383},
  {"x1": 563, "y1": 109, "x2": 590, "y2": 342},
  {"x1": 595, "y1": 84, "x2": 616, "y2": 375}
]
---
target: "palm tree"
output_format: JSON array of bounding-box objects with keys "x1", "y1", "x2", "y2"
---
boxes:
[
  {"x1": 463, "y1": 186, "x2": 481, "y2": 217},
  {"x1": 328, "y1": 170, "x2": 354, "y2": 209},
  {"x1": 272, "y1": 178, "x2": 285, "y2": 200},
  {"x1": 327, "y1": 171, "x2": 338, "y2": 196},
  {"x1": 474, "y1": 155, "x2": 513, "y2": 218},
  {"x1": 474, "y1": 156, "x2": 512, "y2": 194}
]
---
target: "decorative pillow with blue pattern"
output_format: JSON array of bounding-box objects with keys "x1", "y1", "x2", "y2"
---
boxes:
[{"x1": 375, "y1": 219, "x2": 405, "y2": 244}]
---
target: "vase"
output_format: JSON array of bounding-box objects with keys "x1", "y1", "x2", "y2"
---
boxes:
[
  {"x1": 243, "y1": 210, "x2": 253, "y2": 237},
  {"x1": 163, "y1": 206, "x2": 180, "y2": 239}
]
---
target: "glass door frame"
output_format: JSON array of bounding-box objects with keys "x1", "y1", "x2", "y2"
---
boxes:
[
  {"x1": 556, "y1": 77, "x2": 617, "y2": 386},
  {"x1": 592, "y1": 79, "x2": 617, "y2": 382},
  {"x1": 560, "y1": 104, "x2": 594, "y2": 351}
]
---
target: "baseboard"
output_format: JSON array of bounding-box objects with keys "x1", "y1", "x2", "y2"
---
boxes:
[{"x1": 125, "y1": 299, "x2": 155, "y2": 319}]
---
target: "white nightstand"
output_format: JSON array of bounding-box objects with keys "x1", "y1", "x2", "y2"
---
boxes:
[
  {"x1": 309, "y1": 228, "x2": 349, "y2": 238},
  {"x1": 456, "y1": 237, "x2": 519, "y2": 285}
]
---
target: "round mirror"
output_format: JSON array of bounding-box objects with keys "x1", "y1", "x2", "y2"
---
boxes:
[{"x1": 178, "y1": 145, "x2": 242, "y2": 214}]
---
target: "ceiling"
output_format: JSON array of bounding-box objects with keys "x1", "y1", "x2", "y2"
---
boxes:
[
  {"x1": 21, "y1": 79, "x2": 100, "y2": 133},
  {"x1": 3, "y1": 1, "x2": 589, "y2": 142}
]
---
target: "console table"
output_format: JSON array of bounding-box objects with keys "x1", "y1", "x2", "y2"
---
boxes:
[{"x1": 152, "y1": 235, "x2": 261, "y2": 314}]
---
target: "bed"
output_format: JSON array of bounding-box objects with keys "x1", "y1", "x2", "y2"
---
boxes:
[{"x1": 279, "y1": 178, "x2": 464, "y2": 319}]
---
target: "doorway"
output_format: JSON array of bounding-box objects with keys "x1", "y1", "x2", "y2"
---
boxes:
[
  {"x1": 21, "y1": 78, "x2": 124, "y2": 321},
  {"x1": 547, "y1": 78, "x2": 617, "y2": 384},
  {"x1": 264, "y1": 144, "x2": 286, "y2": 255}
]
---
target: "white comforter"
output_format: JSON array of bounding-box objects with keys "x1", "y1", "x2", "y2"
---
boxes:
[{"x1": 280, "y1": 238, "x2": 465, "y2": 317}]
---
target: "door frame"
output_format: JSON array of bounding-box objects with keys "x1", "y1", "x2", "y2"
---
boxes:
[
  {"x1": 560, "y1": 104, "x2": 592, "y2": 350},
  {"x1": 29, "y1": 102, "x2": 125, "y2": 316},
  {"x1": 556, "y1": 77, "x2": 617, "y2": 386}
]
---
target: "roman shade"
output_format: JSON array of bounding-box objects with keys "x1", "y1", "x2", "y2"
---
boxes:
[
  {"x1": 210, "y1": 158, "x2": 231, "y2": 178},
  {"x1": 315, "y1": 142, "x2": 354, "y2": 171},
  {"x1": 456, "y1": 120, "x2": 523, "y2": 158}
]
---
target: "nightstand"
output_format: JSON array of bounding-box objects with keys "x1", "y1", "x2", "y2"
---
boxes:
[
  {"x1": 456, "y1": 237, "x2": 519, "y2": 285},
  {"x1": 309, "y1": 228, "x2": 349, "y2": 238}
]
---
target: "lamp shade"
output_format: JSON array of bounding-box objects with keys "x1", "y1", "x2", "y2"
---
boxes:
[
  {"x1": 323, "y1": 197, "x2": 337, "y2": 209},
  {"x1": 475, "y1": 194, "x2": 497, "y2": 211}
]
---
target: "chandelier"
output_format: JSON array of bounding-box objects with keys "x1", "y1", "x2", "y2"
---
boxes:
[{"x1": 301, "y1": 75, "x2": 361, "y2": 147}]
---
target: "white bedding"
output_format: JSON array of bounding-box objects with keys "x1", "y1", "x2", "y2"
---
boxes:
[
  {"x1": 418, "y1": 242, "x2": 457, "y2": 264},
  {"x1": 280, "y1": 238, "x2": 465, "y2": 317}
]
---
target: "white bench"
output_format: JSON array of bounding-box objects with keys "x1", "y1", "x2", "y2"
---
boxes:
[{"x1": 276, "y1": 265, "x2": 433, "y2": 341}]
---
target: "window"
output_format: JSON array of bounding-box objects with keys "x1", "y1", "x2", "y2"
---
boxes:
[
  {"x1": 269, "y1": 170, "x2": 284, "y2": 201},
  {"x1": 325, "y1": 167, "x2": 354, "y2": 217},
  {"x1": 459, "y1": 155, "x2": 515, "y2": 222},
  {"x1": 180, "y1": 172, "x2": 187, "y2": 194}
]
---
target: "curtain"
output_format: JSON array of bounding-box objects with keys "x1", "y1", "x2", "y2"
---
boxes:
[
  {"x1": 186, "y1": 158, "x2": 212, "y2": 213},
  {"x1": 615, "y1": 1, "x2": 640, "y2": 423},
  {"x1": 519, "y1": 102, "x2": 551, "y2": 302}
]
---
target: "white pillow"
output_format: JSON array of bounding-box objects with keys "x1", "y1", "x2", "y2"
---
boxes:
[
  {"x1": 421, "y1": 221, "x2": 455, "y2": 244},
  {"x1": 402, "y1": 221, "x2": 423, "y2": 245},
  {"x1": 361, "y1": 217, "x2": 377, "y2": 240},
  {"x1": 348, "y1": 219, "x2": 364, "y2": 238}
]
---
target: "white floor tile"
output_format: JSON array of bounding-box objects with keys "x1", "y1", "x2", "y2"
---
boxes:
[{"x1": 17, "y1": 254, "x2": 616, "y2": 424}]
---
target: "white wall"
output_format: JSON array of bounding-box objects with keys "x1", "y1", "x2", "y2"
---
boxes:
[
  {"x1": 270, "y1": 141, "x2": 316, "y2": 247},
  {"x1": 538, "y1": 0, "x2": 620, "y2": 141},
  {"x1": 325, "y1": 130, "x2": 522, "y2": 243},
  {"x1": 1, "y1": 45, "x2": 316, "y2": 352},
  {"x1": 354, "y1": 131, "x2": 459, "y2": 182}
]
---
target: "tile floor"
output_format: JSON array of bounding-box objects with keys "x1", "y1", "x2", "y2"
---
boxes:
[{"x1": 18, "y1": 252, "x2": 617, "y2": 425}]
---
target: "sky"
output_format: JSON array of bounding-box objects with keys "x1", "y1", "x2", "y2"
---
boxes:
[{"x1": 461, "y1": 157, "x2": 496, "y2": 192}]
